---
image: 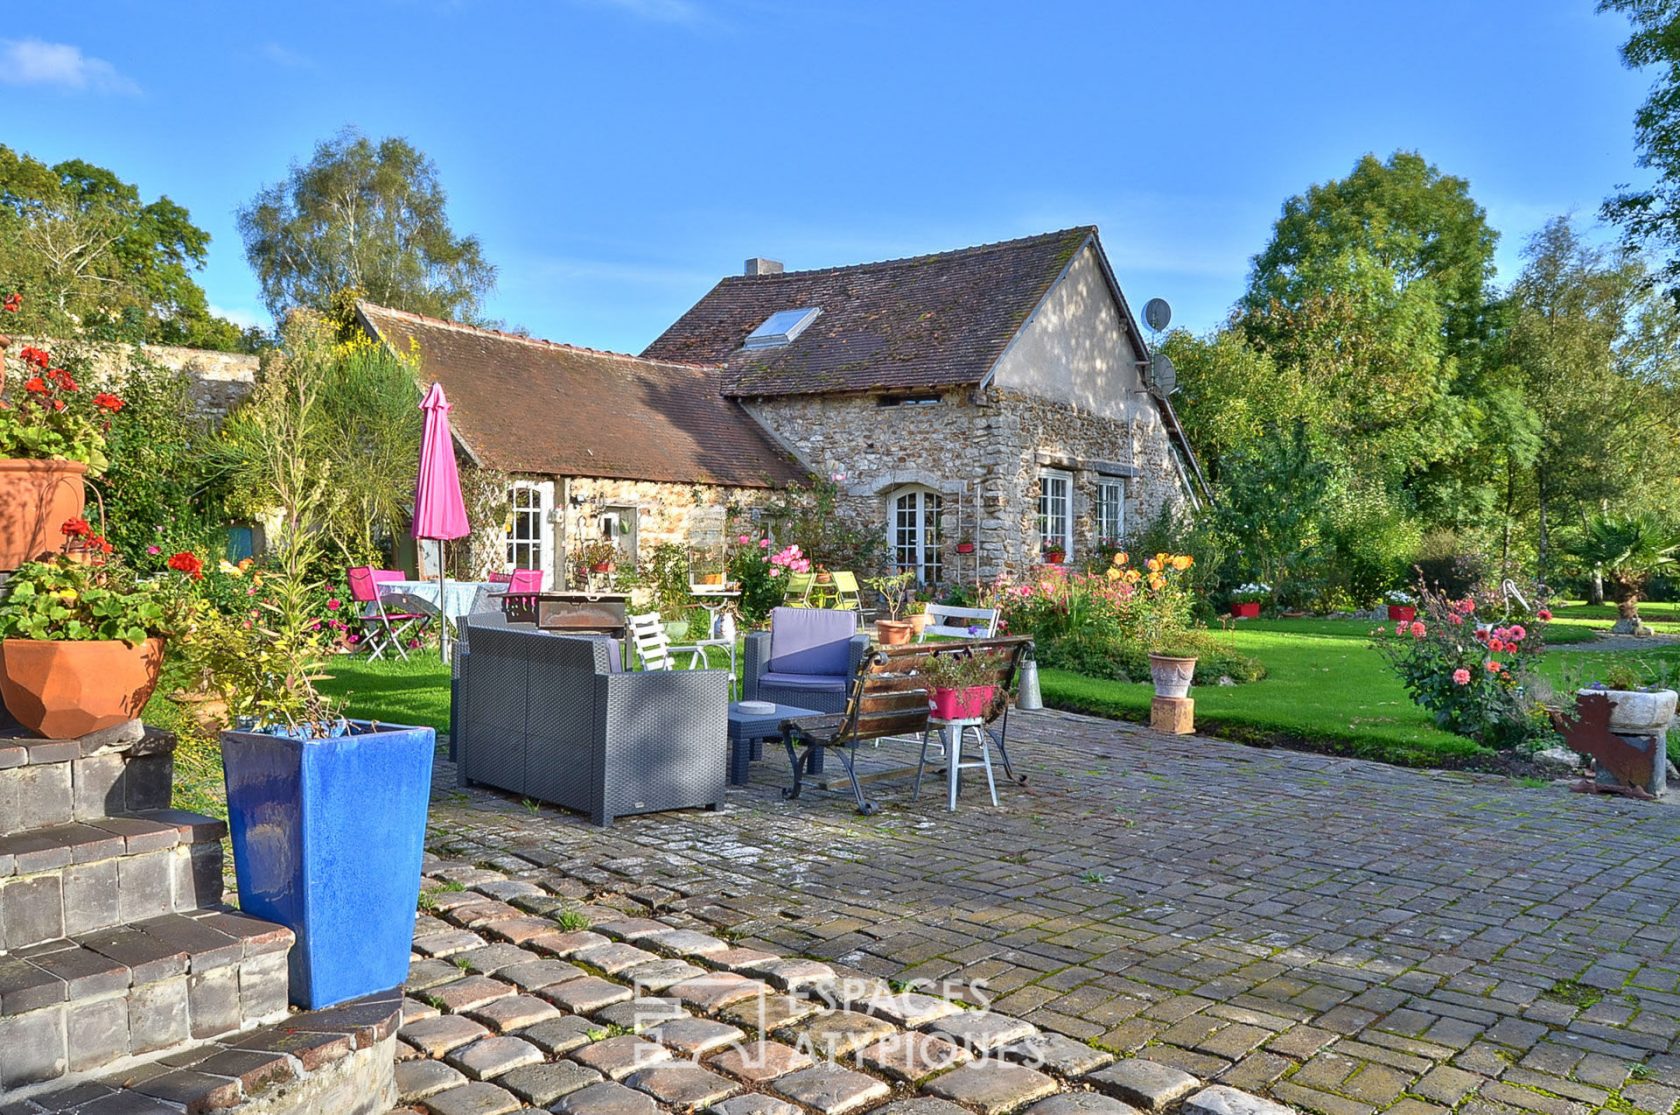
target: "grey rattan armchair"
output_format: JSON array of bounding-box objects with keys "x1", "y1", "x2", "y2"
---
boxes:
[{"x1": 457, "y1": 619, "x2": 728, "y2": 826}]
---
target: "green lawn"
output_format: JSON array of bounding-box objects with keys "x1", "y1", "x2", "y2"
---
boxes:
[
  {"x1": 1044, "y1": 609, "x2": 1680, "y2": 770},
  {"x1": 317, "y1": 653, "x2": 452, "y2": 730}
]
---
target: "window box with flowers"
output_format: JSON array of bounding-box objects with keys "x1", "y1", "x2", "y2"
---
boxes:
[
  {"x1": 0, "y1": 297, "x2": 124, "y2": 572},
  {"x1": 1228, "y1": 582, "x2": 1271, "y2": 619},
  {"x1": 1385, "y1": 589, "x2": 1417, "y2": 622}
]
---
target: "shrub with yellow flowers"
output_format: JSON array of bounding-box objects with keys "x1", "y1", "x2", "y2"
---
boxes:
[{"x1": 988, "y1": 549, "x2": 1261, "y2": 685}]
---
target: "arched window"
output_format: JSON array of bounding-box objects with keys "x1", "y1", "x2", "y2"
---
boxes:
[{"x1": 889, "y1": 486, "x2": 943, "y2": 583}]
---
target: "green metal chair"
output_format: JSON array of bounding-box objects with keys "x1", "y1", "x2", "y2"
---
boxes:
[
  {"x1": 830, "y1": 571, "x2": 862, "y2": 611},
  {"x1": 782, "y1": 571, "x2": 815, "y2": 606}
]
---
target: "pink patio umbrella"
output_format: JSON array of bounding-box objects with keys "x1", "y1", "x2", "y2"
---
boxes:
[{"x1": 414, "y1": 382, "x2": 471, "y2": 660}]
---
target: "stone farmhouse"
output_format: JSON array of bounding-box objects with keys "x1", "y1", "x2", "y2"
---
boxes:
[{"x1": 357, "y1": 226, "x2": 1205, "y2": 588}]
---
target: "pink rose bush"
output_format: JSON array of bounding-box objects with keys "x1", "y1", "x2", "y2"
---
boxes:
[{"x1": 1372, "y1": 583, "x2": 1551, "y2": 749}]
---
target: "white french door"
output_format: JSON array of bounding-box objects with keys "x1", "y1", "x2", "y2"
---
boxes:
[
  {"x1": 890, "y1": 487, "x2": 943, "y2": 584},
  {"x1": 504, "y1": 480, "x2": 554, "y2": 588}
]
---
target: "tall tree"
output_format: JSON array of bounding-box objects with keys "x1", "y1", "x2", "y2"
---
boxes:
[
  {"x1": 0, "y1": 146, "x2": 256, "y2": 350},
  {"x1": 238, "y1": 128, "x2": 496, "y2": 323},
  {"x1": 1599, "y1": 0, "x2": 1680, "y2": 300},
  {"x1": 1502, "y1": 216, "x2": 1680, "y2": 581},
  {"x1": 1243, "y1": 151, "x2": 1498, "y2": 365}
]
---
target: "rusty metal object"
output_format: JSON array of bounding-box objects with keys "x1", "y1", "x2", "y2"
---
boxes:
[{"x1": 1547, "y1": 692, "x2": 1658, "y2": 801}]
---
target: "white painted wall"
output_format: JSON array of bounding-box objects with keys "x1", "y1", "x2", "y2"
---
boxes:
[{"x1": 989, "y1": 243, "x2": 1155, "y2": 427}]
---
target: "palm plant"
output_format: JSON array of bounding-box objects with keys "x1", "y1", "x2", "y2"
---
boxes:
[{"x1": 1569, "y1": 514, "x2": 1679, "y2": 622}]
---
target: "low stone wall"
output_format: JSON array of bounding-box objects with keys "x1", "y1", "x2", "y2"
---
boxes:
[{"x1": 14, "y1": 337, "x2": 259, "y2": 422}]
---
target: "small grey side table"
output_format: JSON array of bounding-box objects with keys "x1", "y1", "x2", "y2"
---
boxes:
[{"x1": 727, "y1": 702, "x2": 820, "y2": 786}]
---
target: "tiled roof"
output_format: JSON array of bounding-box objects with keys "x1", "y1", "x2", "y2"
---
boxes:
[
  {"x1": 642, "y1": 227, "x2": 1096, "y2": 397},
  {"x1": 357, "y1": 303, "x2": 805, "y2": 488}
]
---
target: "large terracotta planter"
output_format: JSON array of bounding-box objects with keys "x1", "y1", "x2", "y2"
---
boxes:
[
  {"x1": 0, "y1": 636, "x2": 164, "y2": 738},
  {"x1": 876, "y1": 619, "x2": 913, "y2": 645},
  {"x1": 0, "y1": 458, "x2": 86, "y2": 572},
  {"x1": 1147, "y1": 653, "x2": 1197, "y2": 699},
  {"x1": 908, "y1": 613, "x2": 931, "y2": 638}
]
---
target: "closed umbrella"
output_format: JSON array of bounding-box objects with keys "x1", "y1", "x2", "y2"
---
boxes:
[{"x1": 413, "y1": 382, "x2": 471, "y2": 661}]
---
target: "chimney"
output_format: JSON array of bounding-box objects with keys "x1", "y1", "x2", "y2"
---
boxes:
[{"x1": 744, "y1": 257, "x2": 784, "y2": 276}]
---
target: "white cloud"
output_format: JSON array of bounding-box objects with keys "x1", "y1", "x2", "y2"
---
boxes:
[
  {"x1": 259, "y1": 42, "x2": 313, "y2": 69},
  {"x1": 210, "y1": 305, "x2": 266, "y2": 331},
  {"x1": 0, "y1": 38, "x2": 138, "y2": 94}
]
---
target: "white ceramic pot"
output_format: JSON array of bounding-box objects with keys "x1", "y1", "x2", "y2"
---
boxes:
[
  {"x1": 1148, "y1": 653, "x2": 1197, "y2": 700},
  {"x1": 1576, "y1": 687, "x2": 1678, "y2": 733}
]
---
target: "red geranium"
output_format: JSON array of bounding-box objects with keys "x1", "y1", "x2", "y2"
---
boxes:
[
  {"x1": 47, "y1": 368, "x2": 75, "y2": 392},
  {"x1": 2, "y1": 293, "x2": 20, "y2": 313},
  {"x1": 60, "y1": 518, "x2": 90, "y2": 538},
  {"x1": 17, "y1": 346, "x2": 48, "y2": 369},
  {"x1": 92, "y1": 393, "x2": 124, "y2": 412},
  {"x1": 167, "y1": 551, "x2": 204, "y2": 580},
  {"x1": 23, "y1": 376, "x2": 46, "y2": 394}
]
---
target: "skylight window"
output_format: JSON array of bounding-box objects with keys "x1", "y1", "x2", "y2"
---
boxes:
[{"x1": 743, "y1": 307, "x2": 821, "y2": 349}]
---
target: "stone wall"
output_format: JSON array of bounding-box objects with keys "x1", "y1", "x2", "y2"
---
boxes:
[
  {"x1": 743, "y1": 386, "x2": 1186, "y2": 584},
  {"x1": 17, "y1": 337, "x2": 259, "y2": 421}
]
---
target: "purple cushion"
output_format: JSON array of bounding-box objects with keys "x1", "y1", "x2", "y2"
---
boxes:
[
  {"x1": 758, "y1": 671, "x2": 847, "y2": 693},
  {"x1": 767, "y1": 607, "x2": 856, "y2": 676}
]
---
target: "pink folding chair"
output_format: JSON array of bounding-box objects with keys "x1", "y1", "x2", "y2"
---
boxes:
[
  {"x1": 506, "y1": 568, "x2": 543, "y2": 593},
  {"x1": 347, "y1": 567, "x2": 432, "y2": 660}
]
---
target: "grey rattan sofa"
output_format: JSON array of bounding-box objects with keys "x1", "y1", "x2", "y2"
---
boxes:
[{"x1": 456, "y1": 617, "x2": 729, "y2": 826}]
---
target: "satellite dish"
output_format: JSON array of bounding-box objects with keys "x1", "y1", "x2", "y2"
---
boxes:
[
  {"x1": 1149, "y1": 352, "x2": 1178, "y2": 396},
  {"x1": 1143, "y1": 298, "x2": 1172, "y2": 332}
]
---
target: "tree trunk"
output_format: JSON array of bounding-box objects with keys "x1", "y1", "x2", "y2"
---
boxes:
[
  {"x1": 1589, "y1": 569, "x2": 1604, "y2": 606},
  {"x1": 1536, "y1": 466, "x2": 1550, "y2": 586}
]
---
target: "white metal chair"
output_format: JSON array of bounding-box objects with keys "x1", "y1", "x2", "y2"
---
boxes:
[{"x1": 918, "y1": 604, "x2": 1001, "y2": 641}]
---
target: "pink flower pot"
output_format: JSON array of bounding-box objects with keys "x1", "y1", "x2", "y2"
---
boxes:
[
  {"x1": 930, "y1": 685, "x2": 996, "y2": 720},
  {"x1": 1229, "y1": 602, "x2": 1260, "y2": 619},
  {"x1": 1387, "y1": 605, "x2": 1416, "y2": 621}
]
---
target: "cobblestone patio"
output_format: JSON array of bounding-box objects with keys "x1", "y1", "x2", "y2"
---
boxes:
[{"x1": 427, "y1": 709, "x2": 1680, "y2": 1115}]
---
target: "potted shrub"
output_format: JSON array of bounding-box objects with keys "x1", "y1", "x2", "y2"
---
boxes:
[
  {"x1": 907, "y1": 595, "x2": 932, "y2": 638},
  {"x1": 866, "y1": 570, "x2": 915, "y2": 645},
  {"x1": 0, "y1": 550, "x2": 170, "y2": 738},
  {"x1": 1136, "y1": 552, "x2": 1199, "y2": 698},
  {"x1": 0, "y1": 315, "x2": 123, "y2": 571},
  {"x1": 1386, "y1": 589, "x2": 1417, "y2": 622},
  {"x1": 921, "y1": 648, "x2": 998, "y2": 720},
  {"x1": 578, "y1": 537, "x2": 618, "y2": 575},
  {"x1": 191, "y1": 554, "x2": 435, "y2": 1010},
  {"x1": 814, "y1": 563, "x2": 833, "y2": 585},
  {"x1": 1228, "y1": 582, "x2": 1270, "y2": 619},
  {"x1": 1042, "y1": 543, "x2": 1066, "y2": 565}
]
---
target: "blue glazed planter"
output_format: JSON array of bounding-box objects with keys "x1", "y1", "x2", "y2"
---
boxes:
[{"x1": 220, "y1": 719, "x2": 435, "y2": 1009}]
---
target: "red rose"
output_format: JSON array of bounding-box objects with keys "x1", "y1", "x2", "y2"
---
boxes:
[
  {"x1": 93, "y1": 392, "x2": 124, "y2": 412},
  {"x1": 17, "y1": 346, "x2": 48, "y2": 369},
  {"x1": 60, "y1": 518, "x2": 90, "y2": 538},
  {"x1": 167, "y1": 551, "x2": 204, "y2": 580},
  {"x1": 2, "y1": 293, "x2": 20, "y2": 313}
]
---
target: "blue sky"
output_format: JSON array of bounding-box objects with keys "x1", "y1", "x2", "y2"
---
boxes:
[{"x1": 6, "y1": 1, "x2": 1655, "y2": 352}]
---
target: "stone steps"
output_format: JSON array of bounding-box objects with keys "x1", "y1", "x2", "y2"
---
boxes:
[
  {"x1": 0, "y1": 726, "x2": 176, "y2": 836},
  {"x1": 0, "y1": 907, "x2": 296, "y2": 1095},
  {"x1": 0, "y1": 810, "x2": 226, "y2": 951},
  {"x1": 10, "y1": 987, "x2": 402, "y2": 1115}
]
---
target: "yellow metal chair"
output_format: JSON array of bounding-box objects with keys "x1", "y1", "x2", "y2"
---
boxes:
[{"x1": 830, "y1": 571, "x2": 862, "y2": 611}]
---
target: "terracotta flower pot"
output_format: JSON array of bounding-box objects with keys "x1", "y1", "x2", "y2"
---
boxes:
[
  {"x1": 908, "y1": 613, "x2": 931, "y2": 637},
  {"x1": 1147, "y1": 653, "x2": 1197, "y2": 700},
  {"x1": 815, "y1": 572, "x2": 833, "y2": 585},
  {"x1": 0, "y1": 458, "x2": 86, "y2": 572},
  {"x1": 590, "y1": 561, "x2": 614, "y2": 574},
  {"x1": 876, "y1": 619, "x2": 913, "y2": 645},
  {"x1": 1044, "y1": 552, "x2": 1065, "y2": 565},
  {"x1": 0, "y1": 636, "x2": 164, "y2": 738}
]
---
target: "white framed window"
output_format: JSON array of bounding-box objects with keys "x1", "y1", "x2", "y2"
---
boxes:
[
  {"x1": 1095, "y1": 479, "x2": 1125, "y2": 545},
  {"x1": 1037, "y1": 469, "x2": 1073, "y2": 558},
  {"x1": 890, "y1": 486, "x2": 943, "y2": 584},
  {"x1": 505, "y1": 480, "x2": 553, "y2": 586},
  {"x1": 598, "y1": 506, "x2": 639, "y2": 565}
]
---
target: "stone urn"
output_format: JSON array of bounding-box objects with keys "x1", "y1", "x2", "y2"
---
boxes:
[
  {"x1": 1148, "y1": 653, "x2": 1197, "y2": 700},
  {"x1": 1576, "y1": 687, "x2": 1678, "y2": 733}
]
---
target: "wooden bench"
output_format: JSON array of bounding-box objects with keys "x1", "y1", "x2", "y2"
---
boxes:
[{"x1": 779, "y1": 635, "x2": 1033, "y2": 814}]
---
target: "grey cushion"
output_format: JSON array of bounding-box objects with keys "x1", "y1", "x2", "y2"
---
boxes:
[{"x1": 758, "y1": 671, "x2": 847, "y2": 693}]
